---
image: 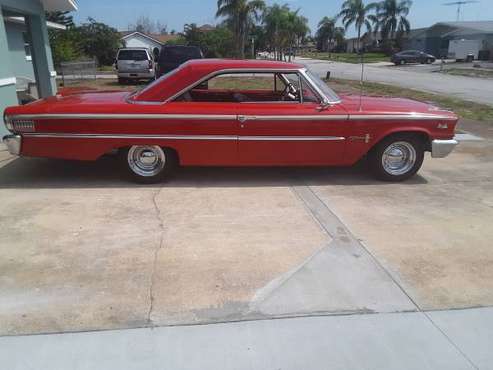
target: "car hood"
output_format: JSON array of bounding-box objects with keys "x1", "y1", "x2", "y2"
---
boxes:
[{"x1": 339, "y1": 94, "x2": 456, "y2": 119}]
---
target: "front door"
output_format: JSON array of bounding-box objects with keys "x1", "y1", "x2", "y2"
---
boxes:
[{"x1": 236, "y1": 72, "x2": 348, "y2": 165}]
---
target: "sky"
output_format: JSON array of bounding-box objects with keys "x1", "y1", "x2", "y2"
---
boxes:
[{"x1": 72, "y1": 0, "x2": 493, "y2": 37}]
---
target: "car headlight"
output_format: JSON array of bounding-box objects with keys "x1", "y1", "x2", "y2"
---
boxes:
[{"x1": 3, "y1": 113, "x2": 13, "y2": 132}]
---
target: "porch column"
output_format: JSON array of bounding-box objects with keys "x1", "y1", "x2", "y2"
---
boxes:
[
  {"x1": 0, "y1": 6, "x2": 18, "y2": 135},
  {"x1": 26, "y1": 12, "x2": 56, "y2": 97}
]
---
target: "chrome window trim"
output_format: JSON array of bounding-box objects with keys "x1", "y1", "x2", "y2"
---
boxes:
[
  {"x1": 300, "y1": 68, "x2": 340, "y2": 105},
  {"x1": 129, "y1": 68, "x2": 314, "y2": 105}
]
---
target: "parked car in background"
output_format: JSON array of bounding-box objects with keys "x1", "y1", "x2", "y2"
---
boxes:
[
  {"x1": 3, "y1": 59, "x2": 458, "y2": 183},
  {"x1": 391, "y1": 50, "x2": 436, "y2": 65},
  {"x1": 115, "y1": 48, "x2": 155, "y2": 84},
  {"x1": 257, "y1": 51, "x2": 270, "y2": 59},
  {"x1": 156, "y1": 45, "x2": 203, "y2": 78}
]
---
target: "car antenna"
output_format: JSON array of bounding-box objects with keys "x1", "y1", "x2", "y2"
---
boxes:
[{"x1": 359, "y1": 51, "x2": 365, "y2": 112}]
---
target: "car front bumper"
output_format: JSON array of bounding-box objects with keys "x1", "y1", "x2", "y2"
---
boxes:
[
  {"x1": 3, "y1": 134, "x2": 22, "y2": 155},
  {"x1": 431, "y1": 139, "x2": 458, "y2": 158}
]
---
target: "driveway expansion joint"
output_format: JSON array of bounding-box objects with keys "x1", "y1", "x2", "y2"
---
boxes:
[{"x1": 147, "y1": 187, "x2": 165, "y2": 326}]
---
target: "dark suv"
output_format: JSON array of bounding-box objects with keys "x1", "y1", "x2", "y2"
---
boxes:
[
  {"x1": 391, "y1": 50, "x2": 436, "y2": 65},
  {"x1": 156, "y1": 46, "x2": 203, "y2": 78}
]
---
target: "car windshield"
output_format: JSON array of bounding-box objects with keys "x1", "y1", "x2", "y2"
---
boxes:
[
  {"x1": 118, "y1": 50, "x2": 148, "y2": 61},
  {"x1": 305, "y1": 69, "x2": 340, "y2": 103}
]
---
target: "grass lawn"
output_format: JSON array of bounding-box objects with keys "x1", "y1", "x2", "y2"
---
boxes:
[
  {"x1": 329, "y1": 78, "x2": 493, "y2": 122},
  {"x1": 300, "y1": 51, "x2": 389, "y2": 64},
  {"x1": 441, "y1": 68, "x2": 493, "y2": 79},
  {"x1": 58, "y1": 78, "x2": 145, "y2": 92},
  {"x1": 97, "y1": 65, "x2": 115, "y2": 72}
]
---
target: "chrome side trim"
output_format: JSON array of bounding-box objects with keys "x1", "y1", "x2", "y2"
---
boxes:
[
  {"x1": 239, "y1": 136, "x2": 345, "y2": 141},
  {"x1": 23, "y1": 133, "x2": 345, "y2": 141},
  {"x1": 239, "y1": 115, "x2": 348, "y2": 121},
  {"x1": 9, "y1": 114, "x2": 237, "y2": 121},
  {"x1": 23, "y1": 133, "x2": 237, "y2": 140},
  {"x1": 11, "y1": 113, "x2": 348, "y2": 121},
  {"x1": 431, "y1": 139, "x2": 458, "y2": 158},
  {"x1": 348, "y1": 114, "x2": 457, "y2": 121},
  {"x1": 9, "y1": 113, "x2": 455, "y2": 122}
]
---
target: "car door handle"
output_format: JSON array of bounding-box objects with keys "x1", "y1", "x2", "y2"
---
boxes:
[{"x1": 238, "y1": 116, "x2": 256, "y2": 127}]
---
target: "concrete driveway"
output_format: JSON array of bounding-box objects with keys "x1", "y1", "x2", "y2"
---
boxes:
[
  {"x1": 0, "y1": 119, "x2": 492, "y2": 338},
  {"x1": 299, "y1": 57, "x2": 493, "y2": 106}
]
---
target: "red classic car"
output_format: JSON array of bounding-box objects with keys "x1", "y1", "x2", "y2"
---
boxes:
[{"x1": 3, "y1": 59, "x2": 458, "y2": 183}]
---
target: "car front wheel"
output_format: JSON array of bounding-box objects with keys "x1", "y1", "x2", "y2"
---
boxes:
[
  {"x1": 124, "y1": 145, "x2": 177, "y2": 183},
  {"x1": 369, "y1": 135, "x2": 425, "y2": 181}
]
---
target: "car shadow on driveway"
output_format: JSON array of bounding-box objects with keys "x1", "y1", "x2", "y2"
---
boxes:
[{"x1": 0, "y1": 155, "x2": 428, "y2": 189}]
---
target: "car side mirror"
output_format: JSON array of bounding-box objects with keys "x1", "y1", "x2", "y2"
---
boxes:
[{"x1": 316, "y1": 101, "x2": 331, "y2": 111}]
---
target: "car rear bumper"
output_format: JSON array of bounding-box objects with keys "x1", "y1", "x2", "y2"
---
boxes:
[
  {"x1": 118, "y1": 70, "x2": 155, "y2": 79},
  {"x1": 2, "y1": 134, "x2": 21, "y2": 155},
  {"x1": 431, "y1": 139, "x2": 458, "y2": 158}
]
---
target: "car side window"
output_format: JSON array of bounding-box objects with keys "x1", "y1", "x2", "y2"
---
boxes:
[{"x1": 174, "y1": 72, "x2": 309, "y2": 104}]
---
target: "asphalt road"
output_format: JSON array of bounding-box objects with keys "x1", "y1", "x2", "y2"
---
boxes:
[{"x1": 298, "y1": 57, "x2": 493, "y2": 106}]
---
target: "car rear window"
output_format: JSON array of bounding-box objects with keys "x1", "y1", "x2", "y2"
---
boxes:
[
  {"x1": 161, "y1": 47, "x2": 201, "y2": 63},
  {"x1": 118, "y1": 50, "x2": 148, "y2": 61}
]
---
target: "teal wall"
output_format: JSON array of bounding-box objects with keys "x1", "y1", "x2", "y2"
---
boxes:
[
  {"x1": 1, "y1": 0, "x2": 57, "y2": 137},
  {"x1": 0, "y1": 5, "x2": 16, "y2": 137},
  {"x1": 5, "y1": 21, "x2": 35, "y2": 82}
]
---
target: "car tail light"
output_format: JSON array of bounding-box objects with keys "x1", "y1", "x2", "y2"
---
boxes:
[
  {"x1": 148, "y1": 60, "x2": 153, "y2": 69},
  {"x1": 10, "y1": 119, "x2": 35, "y2": 133}
]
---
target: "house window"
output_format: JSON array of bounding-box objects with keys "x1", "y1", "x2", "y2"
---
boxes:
[{"x1": 22, "y1": 32, "x2": 32, "y2": 61}]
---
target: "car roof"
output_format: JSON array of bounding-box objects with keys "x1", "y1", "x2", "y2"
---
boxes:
[
  {"x1": 133, "y1": 59, "x2": 304, "y2": 102},
  {"x1": 185, "y1": 58, "x2": 303, "y2": 71}
]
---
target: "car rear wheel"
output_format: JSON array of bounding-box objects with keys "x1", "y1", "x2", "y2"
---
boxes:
[
  {"x1": 124, "y1": 145, "x2": 177, "y2": 183},
  {"x1": 369, "y1": 134, "x2": 425, "y2": 181}
]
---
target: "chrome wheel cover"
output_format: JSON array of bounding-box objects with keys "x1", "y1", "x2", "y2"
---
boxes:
[
  {"x1": 127, "y1": 146, "x2": 166, "y2": 177},
  {"x1": 381, "y1": 141, "x2": 416, "y2": 176}
]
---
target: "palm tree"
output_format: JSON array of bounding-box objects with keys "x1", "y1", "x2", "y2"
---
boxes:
[
  {"x1": 373, "y1": 0, "x2": 412, "y2": 47},
  {"x1": 316, "y1": 17, "x2": 335, "y2": 52},
  {"x1": 262, "y1": 4, "x2": 289, "y2": 60},
  {"x1": 216, "y1": 0, "x2": 265, "y2": 58},
  {"x1": 338, "y1": 0, "x2": 377, "y2": 52},
  {"x1": 317, "y1": 17, "x2": 345, "y2": 55},
  {"x1": 285, "y1": 10, "x2": 309, "y2": 60}
]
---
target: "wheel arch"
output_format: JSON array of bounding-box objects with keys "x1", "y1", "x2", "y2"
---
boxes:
[{"x1": 369, "y1": 129, "x2": 432, "y2": 154}]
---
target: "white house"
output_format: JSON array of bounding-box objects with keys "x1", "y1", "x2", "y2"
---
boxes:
[{"x1": 120, "y1": 31, "x2": 179, "y2": 57}]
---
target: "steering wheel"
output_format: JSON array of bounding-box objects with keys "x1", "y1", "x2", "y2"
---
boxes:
[{"x1": 280, "y1": 83, "x2": 299, "y2": 101}]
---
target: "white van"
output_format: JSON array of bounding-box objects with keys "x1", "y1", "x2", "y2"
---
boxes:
[{"x1": 115, "y1": 48, "x2": 155, "y2": 83}]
